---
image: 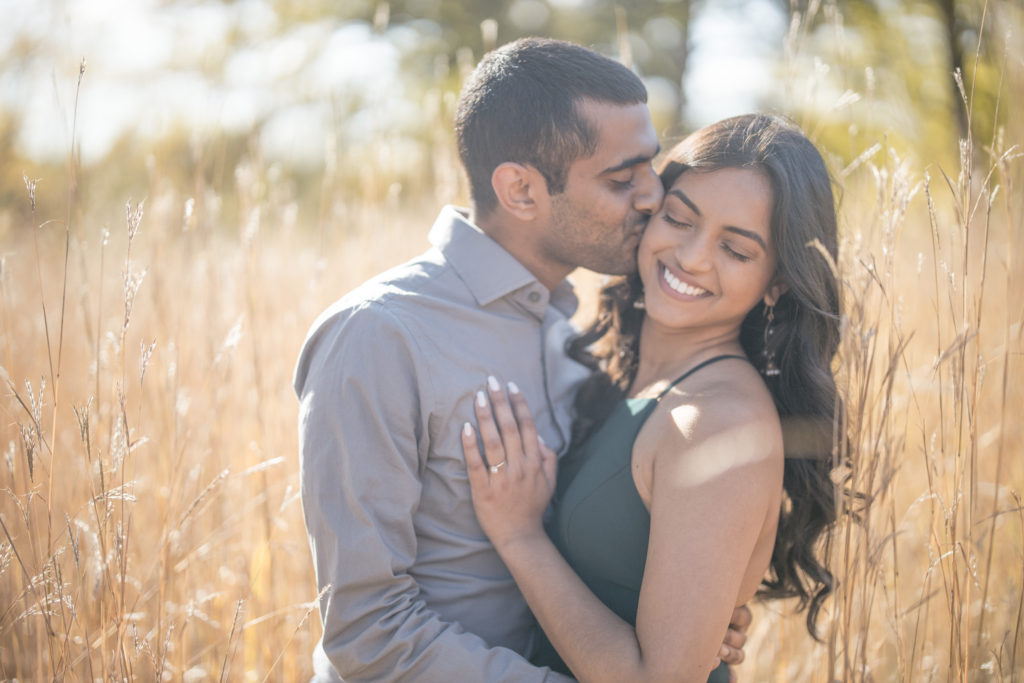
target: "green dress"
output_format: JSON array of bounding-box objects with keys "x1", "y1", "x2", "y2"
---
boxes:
[{"x1": 532, "y1": 355, "x2": 747, "y2": 683}]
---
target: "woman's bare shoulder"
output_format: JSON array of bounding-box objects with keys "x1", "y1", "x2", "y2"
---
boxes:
[{"x1": 640, "y1": 360, "x2": 783, "y2": 472}]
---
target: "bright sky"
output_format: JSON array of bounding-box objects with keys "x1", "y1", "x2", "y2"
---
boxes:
[
  {"x1": 687, "y1": 0, "x2": 786, "y2": 124},
  {"x1": 1, "y1": 0, "x2": 786, "y2": 167}
]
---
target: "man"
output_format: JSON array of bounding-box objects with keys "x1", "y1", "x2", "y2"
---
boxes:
[{"x1": 295, "y1": 37, "x2": 748, "y2": 681}]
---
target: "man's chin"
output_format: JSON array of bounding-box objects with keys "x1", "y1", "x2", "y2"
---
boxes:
[
  {"x1": 602, "y1": 259, "x2": 639, "y2": 277},
  {"x1": 576, "y1": 245, "x2": 638, "y2": 277}
]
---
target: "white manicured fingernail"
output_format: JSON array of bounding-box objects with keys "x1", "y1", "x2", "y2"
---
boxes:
[
  {"x1": 487, "y1": 375, "x2": 500, "y2": 392},
  {"x1": 476, "y1": 390, "x2": 487, "y2": 407},
  {"x1": 507, "y1": 380, "x2": 520, "y2": 394},
  {"x1": 463, "y1": 422, "x2": 473, "y2": 436}
]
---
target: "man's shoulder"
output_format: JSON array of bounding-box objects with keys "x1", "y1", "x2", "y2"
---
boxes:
[
  {"x1": 293, "y1": 249, "x2": 464, "y2": 395},
  {"x1": 317, "y1": 249, "x2": 461, "y2": 328}
]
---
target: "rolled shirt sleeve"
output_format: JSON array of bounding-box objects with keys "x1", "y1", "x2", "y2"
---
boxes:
[{"x1": 296, "y1": 300, "x2": 572, "y2": 682}]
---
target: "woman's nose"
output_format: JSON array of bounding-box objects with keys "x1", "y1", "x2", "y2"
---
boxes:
[{"x1": 675, "y1": 232, "x2": 713, "y2": 273}]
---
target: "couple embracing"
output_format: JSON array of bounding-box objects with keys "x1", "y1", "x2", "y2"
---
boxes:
[{"x1": 295, "y1": 37, "x2": 840, "y2": 683}]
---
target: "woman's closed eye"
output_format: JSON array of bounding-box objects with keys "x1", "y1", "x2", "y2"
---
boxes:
[
  {"x1": 663, "y1": 213, "x2": 692, "y2": 229},
  {"x1": 722, "y1": 242, "x2": 754, "y2": 262}
]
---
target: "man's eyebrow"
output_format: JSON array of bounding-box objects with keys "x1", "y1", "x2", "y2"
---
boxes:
[
  {"x1": 601, "y1": 146, "x2": 661, "y2": 175},
  {"x1": 667, "y1": 188, "x2": 768, "y2": 251}
]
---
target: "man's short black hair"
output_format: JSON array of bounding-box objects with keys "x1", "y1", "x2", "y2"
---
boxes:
[{"x1": 455, "y1": 37, "x2": 648, "y2": 216}]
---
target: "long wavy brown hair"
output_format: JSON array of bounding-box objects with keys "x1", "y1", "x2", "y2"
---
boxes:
[{"x1": 567, "y1": 113, "x2": 842, "y2": 638}]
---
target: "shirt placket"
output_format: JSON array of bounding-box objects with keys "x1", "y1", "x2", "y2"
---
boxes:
[{"x1": 517, "y1": 286, "x2": 572, "y2": 455}]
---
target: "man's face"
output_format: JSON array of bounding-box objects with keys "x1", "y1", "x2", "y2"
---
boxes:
[{"x1": 541, "y1": 100, "x2": 663, "y2": 276}]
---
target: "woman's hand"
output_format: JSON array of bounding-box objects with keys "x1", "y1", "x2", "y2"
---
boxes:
[{"x1": 462, "y1": 376, "x2": 557, "y2": 551}]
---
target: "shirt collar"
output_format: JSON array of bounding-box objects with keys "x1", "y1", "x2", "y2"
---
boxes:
[{"x1": 429, "y1": 206, "x2": 579, "y2": 318}]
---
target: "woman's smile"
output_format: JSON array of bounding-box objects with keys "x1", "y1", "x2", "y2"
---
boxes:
[{"x1": 659, "y1": 263, "x2": 711, "y2": 298}]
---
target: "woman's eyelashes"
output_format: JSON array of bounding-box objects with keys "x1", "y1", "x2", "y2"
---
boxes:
[
  {"x1": 722, "y1": 243, "x2": 754, "y2": 262},
  {"x1": 662, "y1": 212, "x2": 757, "y2": 263},
  {"x1": 662, "y1": 213, "x2": 691, "y2": 229}
]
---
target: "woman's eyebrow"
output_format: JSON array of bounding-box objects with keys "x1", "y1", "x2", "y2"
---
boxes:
[
  {"x1": 667, "y1": 188, "x2": 701, "y2": 216},
  {"x1": 668, "y1": 188, "x2": 768, "y2": 251}
]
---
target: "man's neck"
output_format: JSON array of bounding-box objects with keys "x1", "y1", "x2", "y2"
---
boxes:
[{"x1": 473, "y1": 209, "x2": 570, "y2": 293}]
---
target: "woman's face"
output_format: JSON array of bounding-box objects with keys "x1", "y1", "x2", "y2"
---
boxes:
[{"x1": 637, "y1": 166, "x2": 780, "y2": 335}]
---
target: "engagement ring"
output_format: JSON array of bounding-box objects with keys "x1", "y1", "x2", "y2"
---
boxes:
[{"x1": 489, "y1": 461, "x2": 506, "y2": 473}]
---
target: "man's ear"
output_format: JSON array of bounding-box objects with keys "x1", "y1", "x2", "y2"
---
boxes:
[{"x1": 491, "y1": 162, "x2": 547, "y2": 220}]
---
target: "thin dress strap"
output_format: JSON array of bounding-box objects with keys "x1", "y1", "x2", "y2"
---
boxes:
[{"x1": 654, "y1": 354, "x2": 748, "y2": 401}]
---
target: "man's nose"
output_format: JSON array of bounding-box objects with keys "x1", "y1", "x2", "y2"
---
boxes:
[{"x1": 633, "y1": 165, "x2": 664, "y2": 216}]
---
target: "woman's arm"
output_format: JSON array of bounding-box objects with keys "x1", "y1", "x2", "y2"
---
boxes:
[
  {"x1": 631, "y1": 394, "x2": 782, "y2": 681},
  {"x1": 463, "y1": 379, "x2": 779, "y2": 683}
]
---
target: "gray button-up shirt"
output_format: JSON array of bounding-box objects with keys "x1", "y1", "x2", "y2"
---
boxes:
[{"x1": 294, "y1": 206, "x2": 589, "y2": 681}]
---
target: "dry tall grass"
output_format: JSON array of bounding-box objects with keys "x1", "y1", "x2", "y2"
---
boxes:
[
  {"x1": 2, "y1": 14, "x2": 1023, "y2": 683},
  {"x1": 1, "y1": 143, "x2": 444, "y2": 677},
  {"x1": 741, "y1": 132, "x2": 1024, "y2": 680}
]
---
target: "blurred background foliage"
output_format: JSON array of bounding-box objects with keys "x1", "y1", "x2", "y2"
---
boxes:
[
  {"x1": 0, "y1": 0, "x2": 1018, "y2": 241},
  {"x1": 1, "y1": 2, "x2": 1022, "y2": 679}
]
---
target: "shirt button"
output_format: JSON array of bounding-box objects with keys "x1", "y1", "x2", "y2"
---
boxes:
[{"x1": 528, "y1": 291, "x2": 541, "y2": 303}]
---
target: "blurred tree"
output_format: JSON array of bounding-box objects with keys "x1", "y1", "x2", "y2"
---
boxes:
[
  {"x1": 325, "y1": 0, "x2": 698, "y2": 133},
  {"x1": 3, "y1": 0, "x2": 1016, "y2": 234},
  {"x1": 776, "y1": 0, "x2": 1011, "y2": 169},
  {"x1": 936, "y1": 0, "x2": 970, "y2": 137}
]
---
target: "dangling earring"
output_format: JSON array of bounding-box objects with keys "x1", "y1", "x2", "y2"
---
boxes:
[
  {"x1": 630, "y1": 275, "x2": 645, "y2": 310},
  {"x1": 632, "y1": 282, "x2": 645, "y2": 309},
  {"x1": 760, "y1": 304, "x2": 780, "y2": 377}
]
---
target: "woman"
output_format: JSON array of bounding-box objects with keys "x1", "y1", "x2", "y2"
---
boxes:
[{"x1": 461, "y1": 114, "x2": 841, "y2": 682}]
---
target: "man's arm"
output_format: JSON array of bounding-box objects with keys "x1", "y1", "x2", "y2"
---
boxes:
[{"x1": 296, "y1": 301, "x2": 570, "y2": 682}]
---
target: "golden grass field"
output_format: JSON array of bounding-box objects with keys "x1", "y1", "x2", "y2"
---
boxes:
[
  {"x1": 2, "y1": 20, "x2": 1024, "y2": 683},
  {"x1": 3, "y1": 135, "x2": 1022, "y2": 682}
]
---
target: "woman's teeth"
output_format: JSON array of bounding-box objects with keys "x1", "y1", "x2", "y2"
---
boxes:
[{"x1": 663, "y1": 266, "x2": 708, "y2": 297}]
